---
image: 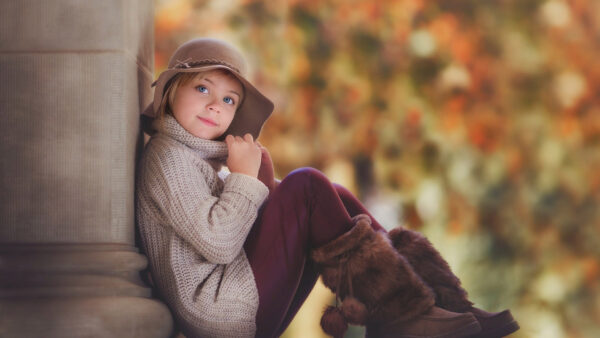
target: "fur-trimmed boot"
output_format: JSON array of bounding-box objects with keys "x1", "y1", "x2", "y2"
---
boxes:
[
  {"x1": 388, "y1": 227, "x2": 520, "y2": 338},
  {"x1": 311, "y1": 215, "x2": 482, "y2": 338}
]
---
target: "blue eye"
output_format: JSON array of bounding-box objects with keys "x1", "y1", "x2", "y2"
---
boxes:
[
  {"x1": 196, "y1": 86, "x2": 208, "y2": 93},
  {"x1": 223, "y1": 97, "x2": 235, "y2": 105}
]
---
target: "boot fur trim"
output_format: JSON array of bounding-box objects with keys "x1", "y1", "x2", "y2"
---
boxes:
[
  {"x1": 321, "y1": 306, "x2": 348, "y2": 338},
  {"x1": 388, "y1": 227, "x2": 473, "y2": 312},
  {"x1": 312, "y1": 214, "x2": 436, "y2": 325},
  {"x1": 311, "y1": 214, "x2": 374, "y2": 264}
]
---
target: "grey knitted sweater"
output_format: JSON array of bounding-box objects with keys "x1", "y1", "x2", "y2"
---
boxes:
[{"x1": 136, "y1": 115, "x2": 269, "y2": 337}]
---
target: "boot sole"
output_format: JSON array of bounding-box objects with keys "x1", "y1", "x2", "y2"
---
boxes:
[
  {"x1": 468, "y1": 320, "x2": 520, "y2": 338},
  {"x1": 396, "y1": 320, "x2": 482, "y2": 338}
]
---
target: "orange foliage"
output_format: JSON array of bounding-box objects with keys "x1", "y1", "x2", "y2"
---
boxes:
[{"x1": 155, "y1": 0, "x2": 192, "y2": 37}]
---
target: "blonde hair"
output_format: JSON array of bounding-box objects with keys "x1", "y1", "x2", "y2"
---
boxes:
[{"x1": 155, "y1": 69, "x2": 244, "y2": 124}]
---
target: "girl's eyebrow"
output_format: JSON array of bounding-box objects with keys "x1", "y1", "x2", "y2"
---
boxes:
[
  {"x1": 228, "y1": 90, "x2": 242, "y2": 100},
  {"x1": 201, "y1": 77, "x2": 241, "y2": 100}
]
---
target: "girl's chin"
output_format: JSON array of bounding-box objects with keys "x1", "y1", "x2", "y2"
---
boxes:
[{"x1": 191, "y1": 130, "x2": 220, "y2": 140}]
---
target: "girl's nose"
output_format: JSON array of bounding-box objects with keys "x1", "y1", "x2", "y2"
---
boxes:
[{"x1": 207, "y1": 100, "x2": 220, "y2": 113}]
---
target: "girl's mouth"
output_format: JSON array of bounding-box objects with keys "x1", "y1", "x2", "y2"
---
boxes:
[{"x1": 198, "y1": 116, "x2": 217, "y2": 126}]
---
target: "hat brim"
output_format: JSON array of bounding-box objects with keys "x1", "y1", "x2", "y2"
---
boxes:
[{"x1": 143, "y1": 64, "x2": 274, "y2": 139}]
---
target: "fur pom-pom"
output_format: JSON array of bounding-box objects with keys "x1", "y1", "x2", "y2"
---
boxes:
[
  {"x1": 341, "y1": 296, "x2": 368, "y2": 325},
  {"x1": 320, "y1": 306, "x2": 348, "y2": 338}
]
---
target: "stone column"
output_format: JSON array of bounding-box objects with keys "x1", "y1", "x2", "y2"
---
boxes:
[{"x1": 0, "y1": 1, "x2": 173, "y2": 337}]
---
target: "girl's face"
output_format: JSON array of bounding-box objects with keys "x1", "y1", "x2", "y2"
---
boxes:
[{"x1": 171, "y1": 70, "x2": 243, "y2": 140}]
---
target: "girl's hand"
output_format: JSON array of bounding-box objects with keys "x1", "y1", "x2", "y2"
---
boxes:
[
  {"x1": 225, "y1": 134, "x2": 262, "y2": 178},
  {"x1": 256, "y1": 142, "x2": 276, "y2": 192}
]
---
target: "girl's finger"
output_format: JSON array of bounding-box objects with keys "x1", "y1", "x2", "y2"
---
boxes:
[
  {"x1": 243, "y1": 133, "x2": 254, "y2": 143},
  {"x1": 225, "y1": 134, "x2": 234, "y2": 145}
]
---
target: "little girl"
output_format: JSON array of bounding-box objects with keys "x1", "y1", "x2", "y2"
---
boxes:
[{"x1": 136, "y1": 38, "x2": 519, "y2": 338}]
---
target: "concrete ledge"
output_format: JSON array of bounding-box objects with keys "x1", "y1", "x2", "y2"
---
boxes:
[
  {"x1": 0, "y1": 244, "x2": 151, "y2": 298},
  {"x1": 0, "y1": 297, "x2": 173, "y2": 338},
  {"x1": 0, "y1": 244, "x2": 174, "y2": 337}
]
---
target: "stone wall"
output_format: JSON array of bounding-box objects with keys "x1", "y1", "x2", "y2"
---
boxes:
[{"x1": 0, "y1": 1, "x2": 173, "y2": 336}]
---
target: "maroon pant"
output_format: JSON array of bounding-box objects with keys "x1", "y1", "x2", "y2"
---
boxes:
[{"x1": 244, "y1": 167, "x2": 385, "y2": 338}]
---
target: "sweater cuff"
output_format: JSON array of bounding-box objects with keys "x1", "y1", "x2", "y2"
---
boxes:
[{"x1": 223, "y1": 173, "x2": 269, "y2": 207}]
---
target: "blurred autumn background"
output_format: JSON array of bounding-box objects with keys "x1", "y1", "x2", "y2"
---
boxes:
[{"x1": 153, "y1": 0, "x2": 599, "y2": 337}]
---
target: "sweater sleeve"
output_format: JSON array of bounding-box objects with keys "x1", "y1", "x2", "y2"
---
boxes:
[{"x1": 141, "y1": 144, "x2": 269, "y2": 264}]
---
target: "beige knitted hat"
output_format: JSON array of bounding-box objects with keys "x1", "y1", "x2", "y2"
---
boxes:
[{"x1": 143, "y1": 38, "x2": 274, "y2": 139}]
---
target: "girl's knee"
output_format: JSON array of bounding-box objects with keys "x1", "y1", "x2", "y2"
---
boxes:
[
  {"x1": 333, "y1": 183, "x2": 352, "y2": 199},
  {"x1": 280, "y1": 167, "x2": 329, "y2": 190}
]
